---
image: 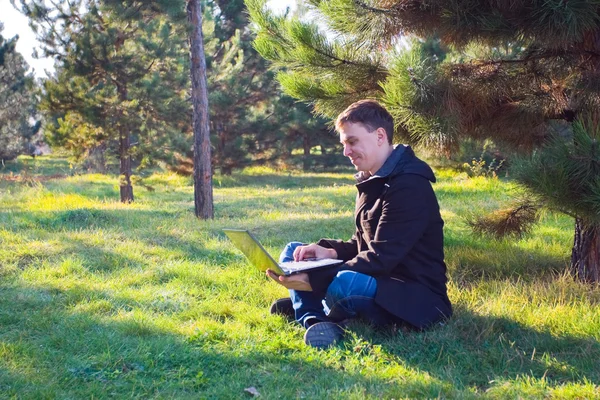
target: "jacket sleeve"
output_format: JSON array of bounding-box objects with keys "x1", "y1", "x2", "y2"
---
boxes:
[
  {"x1": 308, "y1": 235, "x2": 360, "y2": 294},
  {"x1": 309, "y1": 174, "x2": 436, "y2": 292},
  {"x1": 316, "y1": 234, "x2": 359, "y2": 261}
]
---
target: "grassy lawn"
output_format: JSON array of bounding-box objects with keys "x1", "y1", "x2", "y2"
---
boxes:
[{"x1": 1, "y1": 156, "x2": 599, "y2": 399}]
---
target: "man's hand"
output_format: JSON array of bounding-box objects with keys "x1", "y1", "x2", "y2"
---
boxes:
[
  {"x1": 292, "y1": 243, "x2": 337, "y2": 261},
  {"x1": 266, "y1": 270, "x2": 313, "y2": 291}
]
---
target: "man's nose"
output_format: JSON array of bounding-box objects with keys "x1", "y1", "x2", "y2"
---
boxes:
[{"x1": 343, "y1": 145, "x2": 351, "y2": 157}]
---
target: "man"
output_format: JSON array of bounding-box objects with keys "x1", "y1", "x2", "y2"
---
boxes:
[{"x1": 267, "y1": 99, "x2": 452, "y2": 349}]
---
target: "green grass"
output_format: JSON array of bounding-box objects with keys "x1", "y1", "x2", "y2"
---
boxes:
[{"x1": 1, "y1": 157, "x2": 599, "y2": 399}]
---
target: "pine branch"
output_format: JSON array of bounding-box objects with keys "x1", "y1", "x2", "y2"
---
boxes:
[
  {"x1": 467, "y1": 199, "x2": 541, "y2": 239},
  {"x1": 353, "y1": 0, "x2": 391, "y2": 14}
]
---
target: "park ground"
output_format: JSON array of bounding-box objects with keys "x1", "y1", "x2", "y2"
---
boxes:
[{"x1": 0, "y1": 156, "x2": 599, "y2": 399}]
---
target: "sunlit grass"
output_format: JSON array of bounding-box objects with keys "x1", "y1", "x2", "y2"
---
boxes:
[{"x1": 0, "y1": 159, "x2": 599, "y2": 398}]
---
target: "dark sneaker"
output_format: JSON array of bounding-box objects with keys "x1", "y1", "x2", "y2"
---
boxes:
[
  {"x1": 303, "y1": 322, "x2": 344, "y2": 349},
  {"x1": 269, "y1": 297, "x2": 294, "y2": 319}
]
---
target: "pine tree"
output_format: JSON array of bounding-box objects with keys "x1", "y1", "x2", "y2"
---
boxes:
[
  {"x1": 204, "y1": 0, "x2": 287, "y2": 174},
  {"x1": 260, "y1": 94, "x2": 343, "y2": 171},
  {"x1": 0, "y1": 23, "x2": 40, "y2": 162},
  {"x1": 168, "y1": 0, "x2": 339, "y2": 175},
  {"x1": 205, "y1": 17, "x2": 276, "y2": 174},
  {"x1": 14, "y1": 0, "x2": 190, "y2": 202},
  {"x1": 248, "y1": 0, "x2": 600, "y2": 282}
]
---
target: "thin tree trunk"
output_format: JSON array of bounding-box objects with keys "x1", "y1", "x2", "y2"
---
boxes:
[
  {"x1": 188, "y1": 0, "x2": 214, "y2": 219},
  {"x1": 117, "y1": 85, "x2": 134, "y2": 203},
  {"x1": 217, "y1": 122, "x2": 230, "y2": 175},
  {"x1": 119, "y1": 132, "x2": 134, "y2": 203},
  {"x1": 303, "y1": 134, "x2": 310, "y2": 171},
  {"x1": 571, "y1": 218, "x2": 600, "y2": 283}
]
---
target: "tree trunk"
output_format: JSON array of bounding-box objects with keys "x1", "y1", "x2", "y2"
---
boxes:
[
  {"x1": 571, "y1": 218, "x2": 600, "y2": 283},
  {"x1": 117, "y1": 85, "x2": 134, "y2": 203},
  {"x1": 217, "y1": 121, "x2": 228, "y2": 174},
  {"x1": 188, "y1": 0, "x2": 214, "y2": 219},
  {"x1": 303, "y1": 134, "x2": 311, "y2": 171},
  {"x1": 85, "y1": 143, "x2": 107, "y2": 173}
]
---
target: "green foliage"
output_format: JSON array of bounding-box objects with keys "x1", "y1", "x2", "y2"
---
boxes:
[
  {"x1": 201, "y1": 4, "x2": 279, "y2": 174},
  {"x1": 16, "y1": 0, "x2": 190, "y2": 173},
  {"x1": 461, "y1": 141, "x2": 506, "y2": 178},
  {"x1": 380, "y1": 43, "x2": 454, "y2": 149},
  {"x1": 257, "y1": 94, "x2": 344, "y2": 171},
  {"x1": 463, "y1": 157, "x2": 505, "y2": 179},
  {"x1": 512, "y1": 120, "x2": 600, "y2": 223},
  {"x1": 13, "y1": 0, "x2": 338, "y2": 178},
  {"x1": 248, "y1": 0, "x2": 600, "y2": 275},
  {"x1": 248, "y1": 0, "x2": 386, "y2": 120},
  {"x1": 467, "y1": 199, "x2": 540, "y2": 239},
  {"x1": 0, "y1": 23, "x2": 41, "y2": 161},
  {"x1": 1, "y1": 159, "x2": 599, "y2": 397},
  {"x1": 170, "y1": 0, "x2": 343, "y2": 174},
  {"x1": 305, "y1": 0, "x2": 600, "y2": 49},
  {"x1": 248, "y1": 1, "x2": 459, "y2": 149}
]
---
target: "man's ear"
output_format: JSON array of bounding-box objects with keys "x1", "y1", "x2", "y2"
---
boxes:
[{"x1": 376, "y1": 127, "x2": 387, "y2": 144}]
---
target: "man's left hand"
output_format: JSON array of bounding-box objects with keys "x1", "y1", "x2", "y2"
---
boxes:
[{"x1": 266, "y1": 270, "x2": 312, "y2": 291}]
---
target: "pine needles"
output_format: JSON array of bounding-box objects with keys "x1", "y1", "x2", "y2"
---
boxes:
[
  {"x1": 511, "y1": 119, "x2": 600, "y2": 224},
  {"x1": 467, "y1": 199, "x2": 540, "y2": 239}
]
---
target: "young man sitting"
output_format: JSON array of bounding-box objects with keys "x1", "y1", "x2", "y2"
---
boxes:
[{"x1": 267, "y1": 99, "x2": 452, "y2": 348}]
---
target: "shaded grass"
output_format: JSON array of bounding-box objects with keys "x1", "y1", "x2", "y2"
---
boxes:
[{"x1": 0, "y1": 161, "x2": 599, "y2": 398}]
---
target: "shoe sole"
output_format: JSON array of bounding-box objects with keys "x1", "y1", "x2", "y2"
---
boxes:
[{"x1": 304, "y1": 323, "x2": 343, "y2": 349}]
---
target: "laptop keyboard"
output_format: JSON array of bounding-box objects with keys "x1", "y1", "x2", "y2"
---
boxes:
[{"x1": 280, "y1": 259, "x2": 339, "y2": 271}]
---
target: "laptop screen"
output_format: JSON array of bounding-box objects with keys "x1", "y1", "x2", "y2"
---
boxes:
[{"x1": 223, "y1": 229, "x2": 284, "y2": 275}]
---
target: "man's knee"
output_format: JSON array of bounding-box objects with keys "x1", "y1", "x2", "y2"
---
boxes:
[
  {"x1": 326, "y1": 270, "x2": 370, "y2": 302},
  {"x1": 280, "y1": 241, "x2": 304, "y2": 262},
  {"x1": 284, "y1": 241, "x2": 303, "y2": 253}
]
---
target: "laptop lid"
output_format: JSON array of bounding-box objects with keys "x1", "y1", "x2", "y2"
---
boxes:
[
  {"x1": 223, "y1": 229, "x2": 285, "y2": 275},
  {"x1": 223, "y1": 229, "x2": 342, "y2": 276}
]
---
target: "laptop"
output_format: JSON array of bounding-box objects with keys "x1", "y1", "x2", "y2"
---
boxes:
[{"x1": 223, "y1": 229, "x2": 343, "y2": 276}]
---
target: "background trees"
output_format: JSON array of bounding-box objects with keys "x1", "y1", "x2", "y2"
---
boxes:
[
  {"x1": 203, "y1": 0, "x2": 279, "y2": 175},
  {"x1": 0, "y1": 23, "x2": 40, "y2": 162},
  {"x1": 14, "y1": 0, "x2": 190, "y2": 202},
  {"x1": 179, "y1": 0, "x2": 342, "y2": 175},
  {"x1": 12, "y1": 0, "x2": 340, "y2": 188},
  {"x1": 248, "y1": 0, "x2": 600, "y2": 282}
]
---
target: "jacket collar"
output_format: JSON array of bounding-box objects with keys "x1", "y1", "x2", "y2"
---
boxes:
[{"x1": 354, "y1": 145, "x2": 406, "y2": 183}]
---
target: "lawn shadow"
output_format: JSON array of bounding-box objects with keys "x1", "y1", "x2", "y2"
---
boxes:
[
  {"x1": 352, "y1": 304, "x2": 600, "y2": 393},
  {"x1": 1, "y1": 204, "x2": 597, "y2": 396},
  {"x1": 0, "y1": 208, "x2": 354, "y2": 276},
  {"x1": 444, "y1": 227, "x2": 570, "y2": 282},
  {"x1": 0, "y1": 156, "x2": 71, "y2": 176},
  {"x1": 0, "y1": 280, "x2": 463, "y2": 398}
]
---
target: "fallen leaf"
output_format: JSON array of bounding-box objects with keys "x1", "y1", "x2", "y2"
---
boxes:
[{"x1": 244, "y1": 386, "x2": 261, "y2": 397}]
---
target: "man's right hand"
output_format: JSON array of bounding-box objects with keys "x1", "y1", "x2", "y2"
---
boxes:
[{"x1": 292, "y1": 243, "x2": 337, "y2": 261}]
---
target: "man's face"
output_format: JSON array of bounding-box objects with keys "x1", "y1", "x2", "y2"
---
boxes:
[{"x1": 338, "y1": 122, "x2": 386, "y2": 173}]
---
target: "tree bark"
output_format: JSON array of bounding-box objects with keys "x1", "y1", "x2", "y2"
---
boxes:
[
  {"x1": 571, "y1": 218, "x2": 600, "y2": 283},
  {"x1": 85, "y1": 143, "x2": 107, "y2": 173},
  {"x1": 188, "y1": 0, "x2": 214, "y2": 219},
  {"x1": 117, "y1": 85, "x2": 134, "y2": 203}
]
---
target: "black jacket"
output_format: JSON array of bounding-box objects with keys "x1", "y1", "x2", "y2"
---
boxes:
[{"x1": 308, "y1": 145, "x2": 452, "y2": 329}]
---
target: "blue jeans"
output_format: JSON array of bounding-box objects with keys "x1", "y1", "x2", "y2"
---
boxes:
[{"x1": 280, "y1": 242, "x2": 397, "y2": 329}]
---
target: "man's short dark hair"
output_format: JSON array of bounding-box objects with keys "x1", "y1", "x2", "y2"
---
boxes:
[{"x1": 335, "y1": 100, "x2": 394, "y2": 144}]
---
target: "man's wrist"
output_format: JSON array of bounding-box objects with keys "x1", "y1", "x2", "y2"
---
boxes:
[{"x1": 328, "y1": 248, "x2": 338, "y2": 259}]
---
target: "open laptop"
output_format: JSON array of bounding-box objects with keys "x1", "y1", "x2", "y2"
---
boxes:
[{"x1": 223, "y1": 229, "x2": 343, "y2": 276}]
